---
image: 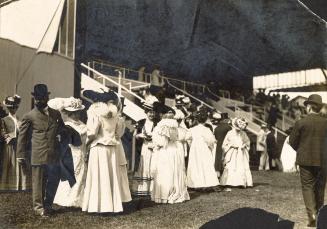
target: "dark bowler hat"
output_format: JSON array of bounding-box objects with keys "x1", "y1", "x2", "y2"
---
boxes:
[
  {"x1": 31, "y1": 84, "x2": 50, "y2": 99},
  {"x1": 304, "y1": 94, "x2": 323, "y2": 106}
]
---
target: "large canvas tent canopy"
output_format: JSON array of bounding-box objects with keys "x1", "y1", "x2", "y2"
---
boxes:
[
  {"x1": 0, "y1": 0, "x2": 76, "y2": 116},
  {"x1": 0, "y1": 0, "x2": 65, "y2": 53}
]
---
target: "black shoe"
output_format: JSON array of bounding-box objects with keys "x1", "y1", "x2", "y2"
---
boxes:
[{"x1": 44, "y1": 207, "x2": 55, "y2": 215}]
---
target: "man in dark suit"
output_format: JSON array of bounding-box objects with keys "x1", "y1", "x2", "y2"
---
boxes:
[
  {"x1": 17, "y1": 84, "x2": 65, "y2": 217},
  {"x1": 289, "y1": 94, "x2": 327, "y2": 227}
]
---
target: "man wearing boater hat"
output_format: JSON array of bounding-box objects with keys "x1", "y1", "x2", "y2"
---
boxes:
[
  {"x1": 289, "y1": 94, "x2": 327, "y2": 227},
  {"x1": 17, "y1": 84, "x2": 65, "y2": 217}
]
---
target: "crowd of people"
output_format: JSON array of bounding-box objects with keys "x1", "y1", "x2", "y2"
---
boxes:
[
  {"x1": 0, "y1": 83, "x2": 326, "y2": 227},
  {"x1": 0, "y1": 83, "x2": 255, "y2": 217}
]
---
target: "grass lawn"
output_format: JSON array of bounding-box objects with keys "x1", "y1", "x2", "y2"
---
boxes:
[{"x1": 0, "y1": 171, "x2": 324, "y2": 229}]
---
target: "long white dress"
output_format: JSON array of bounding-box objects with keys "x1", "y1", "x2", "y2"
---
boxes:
[
  {"x1": 220, "y1": 129, "x2": 253, "y2": 187},
  {"x1": 186, "y1": 124, "x2": 219, "y2": 188},
  {"x1": 134, "y1": 118, "x2": 155, "y2": 195},
  {"x1": 280, "y1": 136, "x2": 297, "y2": 172},
  {"x1": 151, "y1": 119, "x2": 190, "y2": 204},
  {"x1": 54, "y1": 120, "x2": 87, "y2": 207},
  {"x1": 82, "y1": 102, "x2": 125, "y2": 213},
  {"x1": 116, "y1": 116, "x2": 132, "y2": 202}
]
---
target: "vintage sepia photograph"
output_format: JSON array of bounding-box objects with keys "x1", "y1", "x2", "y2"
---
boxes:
[{"x1": 0, "y1": 0, "x2": 326, "y2": 228}]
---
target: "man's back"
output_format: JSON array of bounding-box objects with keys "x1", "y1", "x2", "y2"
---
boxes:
[{"x1": 289, "y1": 113, "x2": 327, "y2": 166}]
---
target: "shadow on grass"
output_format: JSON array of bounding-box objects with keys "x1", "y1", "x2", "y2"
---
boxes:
[
  {"x1": 53, "y1": 206, "x2": 82, "y2": 214},
  {"x1": 252, "y1": 182, "x2": 270, "y2": 187}
]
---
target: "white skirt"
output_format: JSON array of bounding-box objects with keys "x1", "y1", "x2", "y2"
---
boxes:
[
  {"x1": 280, "y1": 137, "x2": 297, "y2": 173},
  {"x1": 54, "y1": 147, "x2": 87, "y2": 208},
  {"x1": 82, "y1": 145, "x2": 124, "y2": 213},
  {"x1": 220, "y1": 148, "x2": 253, "y2": 187}
]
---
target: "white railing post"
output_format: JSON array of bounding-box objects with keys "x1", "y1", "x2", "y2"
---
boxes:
[
  {"x1": 117, "y1": 70, "x2": 122, "y2": 95},
  {"x1": 131, "y1": 129, "x2": 137, "y2": 172},
  {"x1": 87, "y1": 62, "x2": 91, "y2": 77}
]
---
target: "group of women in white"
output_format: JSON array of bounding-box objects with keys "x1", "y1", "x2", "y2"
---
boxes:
[
  {"x1": 47, "y1": 92, "x2": 131, "y2": 213},
  {"x1": 135, "y1": 101, "x2": 253, "y2": 205}
]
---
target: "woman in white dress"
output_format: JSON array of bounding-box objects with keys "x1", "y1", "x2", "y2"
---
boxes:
[
  {"x1": 220, "y1": 118, "x2": 253, "y2": 189},
  {"x1": 151, "y1": 105, "x2": 190, "y2": 204},
  {"x1": 280, "y1": 136, "x2": 298, "y2": 172},
  {"x1": 50, "y1": 98, "x2": 88, "y2": 208},
  {"x1": 82, "y1": 95, "x2": 125, "y2": 213},
  {"x1": 186, "y1": 110, "x2": 219, "y2": 189},
  {"x1": 133, "y1": 102, "x2": 156, "y2": 196}
]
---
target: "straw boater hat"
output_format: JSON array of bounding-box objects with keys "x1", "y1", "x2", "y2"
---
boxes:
[
  {"x1": 64, "y1": 98, "x2": 85, "y2": 112},
  {"x1": 142, "y1": 102, "x2": 154, "y2": 112},
  {"x1": 3, "y1": 96, "x2": 20, "y2": 108}
]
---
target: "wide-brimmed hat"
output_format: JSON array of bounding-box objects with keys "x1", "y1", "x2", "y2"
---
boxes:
[
  {"x1": 31, "y1": 84, "x2": 50, "y2": 99},
  {"x1": 3, "y1": 96, "x2": 19, "y2": 108},
  {"x1": 64, "y1": 98, "x2": 85, "y2": 112},
  {"x1": 83, "y1": 90, "x2": 118, "y2": 104},
  {"x1": 212, "y1": 112, "x2": 222, "y2": 120},
  {"x1": 153, "y1": 102, "x2": 175, "y2": 115},
  {"x1": 231, "y1": 117, "x2": 248, "y2": 130},
  {"x1": 182, "y1": 97, "x2": 191, "y2": 104},
  {"x1": 142, "y1": 102, "x2": 154, "y2": 112},
  {"x1": 175, "y1": 99, "x2": 185, "y2": 107},
  {"x1": 304, "y1": 94, "x2": 323, "y2": 106}
]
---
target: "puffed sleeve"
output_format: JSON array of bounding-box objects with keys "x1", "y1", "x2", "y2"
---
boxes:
[
  {"x1": 116, "y1": 116, "x2": 126, "y2": 138},
  {"x1": 87, "y1": 115, "x2": 100, "y2": 138},
  {"x1": 152, "y1": 126, "x2": 168, "y2": 148},
  {"x1": 222, "y1": 130, "x2": 233, "y2": 154},
  {"x1": 203, "y1": 128, "x2": 216, "y2": 150}
]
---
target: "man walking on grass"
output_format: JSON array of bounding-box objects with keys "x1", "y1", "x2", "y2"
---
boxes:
[{"x1": 289, "y1": 94, "x2": 327, "y2": 227}]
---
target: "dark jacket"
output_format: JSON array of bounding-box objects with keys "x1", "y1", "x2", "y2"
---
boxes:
[
  {"x1": 17, "y1": 107, "x2": 65, "y2": 165},
  {"x1": 266, "y1": 131, "x2": 278, "y2": 159},
  {"x1": 214, "y1": 122, "x2": 232, "y2": 171},
  {"x1": 289, "y1": 113, "x2": 327, "y2": 167}
]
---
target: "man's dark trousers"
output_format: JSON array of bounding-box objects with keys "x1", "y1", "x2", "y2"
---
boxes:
[
  {"x1": 299, "y1": 166, "x2": 326, "y2": 218},
  {"x1": 32, "y1": 164, "x2": 60, "y2": 212}
]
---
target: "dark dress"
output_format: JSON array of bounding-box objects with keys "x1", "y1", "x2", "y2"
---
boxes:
[{"x1": 213, "y1": 122, "x2": 232, "y2": 172}]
